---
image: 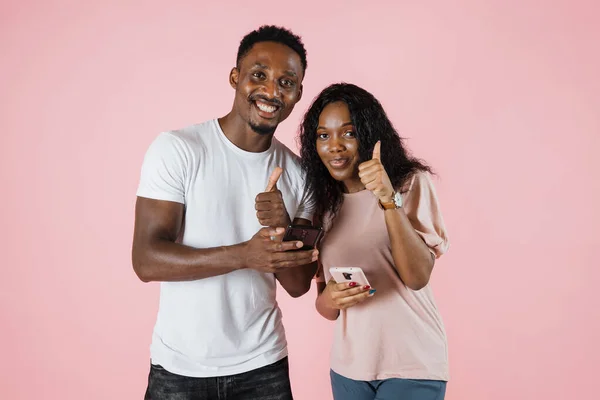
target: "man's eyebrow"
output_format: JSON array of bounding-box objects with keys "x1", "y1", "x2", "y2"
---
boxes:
[{"x1": 250, "y1": 63, "x2": 298, "y2": 78}]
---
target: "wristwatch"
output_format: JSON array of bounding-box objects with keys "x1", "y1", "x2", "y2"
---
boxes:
[{"x1": 378, "y1": 191, "x2": 403, "y2": 210}]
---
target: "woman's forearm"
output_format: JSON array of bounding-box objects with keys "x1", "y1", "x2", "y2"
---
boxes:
[
  {"x1": 315, "y1": 283, "x2": 340, "y2": 320},
  {"x1": 384, "y1": 208, "x2": 434, "y2": 290}
]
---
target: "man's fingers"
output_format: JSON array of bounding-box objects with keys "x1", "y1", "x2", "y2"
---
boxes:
[
  {"x1": 258, "y1": 227, "x2": 285, "y2": 238},
  {"x1": 255, "y1": 201, "x2": 284, "y2": 212},
  {"x1": 272, "y1": 258, "x2": 318, "y2": 269},
  {"x1": 273, "y1": 248, "x2": 318, "y2": 262},
  {"x1": 259, "y1": 219, "x2": 286, "y2": 229},
  {"x1": 255, "y1": 203, "x2": 270, "y2": 211},
  {"x1": 269, "y1": 250, "x2": 319, "y2": 269},
  {"x1": 255, "y1": 191, "x2": 283, "y2": 205},
  {"x1": 265, "y1": 167, "x2": 283, "y2": 192},
  {"x1": 257, "y1": 210, "x2": 285, "y2": 220},
  {"x1": 272, "y1": 240, "x2": 304, "y2": 251}
]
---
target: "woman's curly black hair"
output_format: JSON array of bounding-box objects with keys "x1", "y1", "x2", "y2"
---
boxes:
[{"x1": 298, "y1": 82, "x2": 432, "y2": 224}]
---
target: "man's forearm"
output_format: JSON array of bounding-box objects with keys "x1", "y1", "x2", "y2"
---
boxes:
[
  {"x1": 272, "y1": 215, "x2": 317, "y2": 297},
  {"x1": 133, "y1": 239, "x2": 246, "y2": 282},
  {"x1": 275, "y1": 261, "x2": 318, "y2": 298}
]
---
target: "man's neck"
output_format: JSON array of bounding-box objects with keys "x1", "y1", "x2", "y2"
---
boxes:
[{"x1": 218, "y1": 112, "x2": 274, "y2": 153}]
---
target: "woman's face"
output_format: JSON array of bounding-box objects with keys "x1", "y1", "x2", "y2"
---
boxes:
[{"x1": 315, "y1": 101, "x2": 364, "y2": 193}]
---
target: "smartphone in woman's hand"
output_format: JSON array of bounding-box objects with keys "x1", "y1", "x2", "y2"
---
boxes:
[{"x1": 329, "y1": 267, "x2": 371, "y2": 287}]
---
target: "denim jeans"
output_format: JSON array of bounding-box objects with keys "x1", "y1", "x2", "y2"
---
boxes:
[
  {"x1": 144, "y1": 357, "x2": 293, "y2": 400},
  {"x1": 330, "y1": 369, "x2": 446, "y2": 400}
]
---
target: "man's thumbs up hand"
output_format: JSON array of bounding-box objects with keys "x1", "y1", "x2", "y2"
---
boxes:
[{"x1": 256, "y1": 167, "x2": 291, "y2": 227}]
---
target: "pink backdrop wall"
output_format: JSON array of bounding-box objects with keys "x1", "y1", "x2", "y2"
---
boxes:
[{"x1": 2, "y1": 1, "x2": 598, "y2": 399}]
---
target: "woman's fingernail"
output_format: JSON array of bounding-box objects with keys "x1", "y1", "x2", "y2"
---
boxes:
[
  {"x1": 296, "y1": 241, "x2": 303, "y2": 248},
  {"x1": 369, "y1": 289, "x2": 376, "y2": 295},
  {"x1": 363, "y1": 285, "x2": 371, "y2": 290},
  {"x1": 349, "y1": 282, "x2": 357, "y2": 287}
]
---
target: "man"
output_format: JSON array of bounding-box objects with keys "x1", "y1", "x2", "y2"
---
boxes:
[{"x1": 132, "y1": 25, "x2": 318, "y2": 399}]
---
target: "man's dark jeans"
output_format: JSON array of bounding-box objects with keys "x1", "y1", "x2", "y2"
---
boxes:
[{"x1": 144, "y1": 357, "x2": 293, "y2": 400}]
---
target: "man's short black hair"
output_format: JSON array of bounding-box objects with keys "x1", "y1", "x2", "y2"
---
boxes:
[{"x1": 236, "y1": 25, "x2": 307, "y2": 74}]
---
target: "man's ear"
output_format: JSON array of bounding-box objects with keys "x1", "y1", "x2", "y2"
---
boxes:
[
  {"x1": 297, "y1": 83, "x2": 303, "y2": 102},
  {"x1": 229, "y1": 67, "x2": 239, "y2": 89}
]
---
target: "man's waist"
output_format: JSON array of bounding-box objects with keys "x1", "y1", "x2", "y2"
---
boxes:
[{"x1": 149, "y1": 328, "x2": 288, "y2": 377}]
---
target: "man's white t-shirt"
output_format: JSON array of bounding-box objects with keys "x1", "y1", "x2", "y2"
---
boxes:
[{"x1": 136, "y1": 119, "x2": 315, "y2": 377}]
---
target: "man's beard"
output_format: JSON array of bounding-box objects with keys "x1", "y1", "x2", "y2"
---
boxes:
[{"x1": 249, "y1": 121, "x2": 276, "y2": 136}]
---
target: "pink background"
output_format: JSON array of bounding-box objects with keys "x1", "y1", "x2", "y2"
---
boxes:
[{"x1": 2, "y1": 1, "x2": 599, "y2": 399}]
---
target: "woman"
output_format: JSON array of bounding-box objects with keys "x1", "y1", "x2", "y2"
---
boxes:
[{"x1": 298, "y1": 83, "x2": 450, "y2": 400}]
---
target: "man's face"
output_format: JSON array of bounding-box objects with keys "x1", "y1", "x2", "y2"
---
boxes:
[{"x1": 230, "y1": 41, "x2": 304, "y2": 135}]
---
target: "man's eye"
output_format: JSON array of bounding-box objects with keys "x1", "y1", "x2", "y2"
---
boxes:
[{"x1": 280, "y1": 79, "x2": 295, "y2": 87}]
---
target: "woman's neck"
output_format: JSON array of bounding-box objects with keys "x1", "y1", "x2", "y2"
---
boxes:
[{"x1": 343, "y1": 177, "x2": 365, "y2": 193}]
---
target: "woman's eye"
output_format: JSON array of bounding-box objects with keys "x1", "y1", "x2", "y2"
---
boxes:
[
  {"x1": 344, "y1": 131, "x2": 355, "y2": 137},
  {"x1": 317, "y1": 133, "x2": 328, "y2": 140}
]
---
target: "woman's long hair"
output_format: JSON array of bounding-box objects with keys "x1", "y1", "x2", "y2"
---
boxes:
[{"x1": 298, "y1": 82, "x2": 432, "y2": 224}]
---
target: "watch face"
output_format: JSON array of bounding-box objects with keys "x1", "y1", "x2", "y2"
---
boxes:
[{"x1": 393, "y1": 192, "x2": 403, "y2": 207}]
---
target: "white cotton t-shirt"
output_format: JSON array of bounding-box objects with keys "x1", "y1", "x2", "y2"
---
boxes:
[{"x1": 136, "y1": 119, "x2": 315, "y2": 377}]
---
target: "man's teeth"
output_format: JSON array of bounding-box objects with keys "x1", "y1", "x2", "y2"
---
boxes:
[{"x1": 256, "y1": 102, "x2": 277, "y2": 113}]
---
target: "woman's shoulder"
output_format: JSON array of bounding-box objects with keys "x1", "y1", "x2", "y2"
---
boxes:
[{"x1": 399, "y1": 170, "x2": 435, "y2": 194}]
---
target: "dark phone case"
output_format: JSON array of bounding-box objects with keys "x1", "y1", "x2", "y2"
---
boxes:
[{"x1": 282, "y1": 225, "x2": 323, "y2": 250}]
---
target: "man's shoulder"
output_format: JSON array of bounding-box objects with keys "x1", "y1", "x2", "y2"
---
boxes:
[
  {"x1": 272, "y1": 138, "x2": 301, "y2": 163},
  {"x1": 271, "y1": 139, "x2": 308, "y2": 189},
  {"x1": 161, "y1": 119, "x2": 217, "y2": 147}
]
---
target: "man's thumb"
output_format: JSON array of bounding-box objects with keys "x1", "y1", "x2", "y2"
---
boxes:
[{"x1": 265, "y1": 167, "x2": 283, "y2": 192}]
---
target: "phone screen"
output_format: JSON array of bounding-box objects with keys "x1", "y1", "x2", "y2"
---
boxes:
[{"x1": 282, "y1": 225, "x2": 323, "y2": 250}]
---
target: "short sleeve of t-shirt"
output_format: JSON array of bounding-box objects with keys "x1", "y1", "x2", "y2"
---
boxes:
[
  {"x1": 402, "y1": 172, "x2": 449, "y2": 259},
  {"x1": 136, "y1": 132, "x2": 187, "y2": 204},
  {"x1": 294, "y1": 182, "x2": 316, "y2": 222}
]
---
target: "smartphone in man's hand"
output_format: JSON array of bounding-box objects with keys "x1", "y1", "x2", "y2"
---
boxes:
[{"x1": 282, "y1": 225, "x2": 323, "y2": 251}]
